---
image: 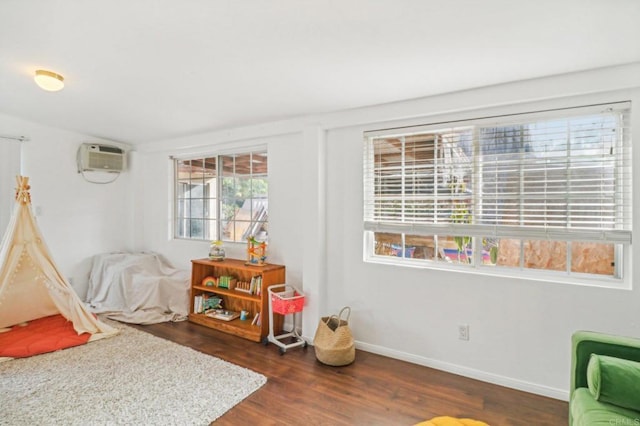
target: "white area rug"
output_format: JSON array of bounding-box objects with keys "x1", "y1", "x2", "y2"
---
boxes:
[{"x1": 0, "y1": 320, "x2": 266, "y2": 425}]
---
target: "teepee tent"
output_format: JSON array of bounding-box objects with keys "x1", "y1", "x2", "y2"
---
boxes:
[{"x1": 0, "y1": 176, "x2": 117, "y2": 339}]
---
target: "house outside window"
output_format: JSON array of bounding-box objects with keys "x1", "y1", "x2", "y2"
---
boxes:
[
  {"x1": 174, "y1": 151, "x2": 268, "y2": 243},
  {"x1": 363, "y1": 102, "x2": 632, "y2": 284}
]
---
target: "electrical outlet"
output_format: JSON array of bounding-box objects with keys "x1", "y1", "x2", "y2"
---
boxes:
[{"x1": 458, "y1": 324, "x2": 469, "y2": 341}]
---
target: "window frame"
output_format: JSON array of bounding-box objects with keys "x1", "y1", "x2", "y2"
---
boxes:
[
  {"x1": 363, "y1": 102, "x2": 632, "y2": 288},
  {"x1": 172, "y1": 148, "x2": 268, "y2": 243}
]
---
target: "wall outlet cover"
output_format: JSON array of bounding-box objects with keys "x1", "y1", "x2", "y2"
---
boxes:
[{"x1": 458, "y1": 324, "x2": 469, "y2": 341}]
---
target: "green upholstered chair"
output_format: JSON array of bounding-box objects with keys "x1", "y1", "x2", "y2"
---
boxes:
[{"x1": 570, "y1": 331, "x2": 640, "y2": 425}]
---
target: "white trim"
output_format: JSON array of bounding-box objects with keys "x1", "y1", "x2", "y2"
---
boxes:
[
  {"x1": 301, "y1": 125, "x2": 329, "y2": 345},
  {"x1": 353, "y1": 340, "x2": 569, "y2": 402},
  {"x1": 363, "y1": 101, "x2": 631, "y2": 138},
  {"x1": 0, "y1": 134, "x2": 29, "y2": 142},
  {"x1": 364, "y1": 222, "x2": 632, "y2": 244},
  {"x1": 169, "y1": 143, "x2": 268, "y2": 161},
  {"x1": 364, "y1": 252, "x2": 630, "y2": 290}
]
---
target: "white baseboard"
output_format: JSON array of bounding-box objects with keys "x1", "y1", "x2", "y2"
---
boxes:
[{"x1": 353, "y1": 340, "x2": 569, "y2": 402}]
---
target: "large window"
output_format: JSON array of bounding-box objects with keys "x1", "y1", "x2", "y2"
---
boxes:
[
  {"x1": 363, "y1": 102, "x2": 632, "y2": 282},
  {"x1": 175, "y1": 151, "x2": 268, "y2": 242}
]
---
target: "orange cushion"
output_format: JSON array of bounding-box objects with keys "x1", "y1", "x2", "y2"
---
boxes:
[
  {"x1": 415, "y1": 416, "x2": 489, "y2": 426},
  {"x1": 0, "y1": 314, "x2": 91, "y2": 358}
]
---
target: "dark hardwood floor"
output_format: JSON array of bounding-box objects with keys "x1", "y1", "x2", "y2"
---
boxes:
[{"x1": 130, "y1": 321, "x2": 568, "y2": 425}]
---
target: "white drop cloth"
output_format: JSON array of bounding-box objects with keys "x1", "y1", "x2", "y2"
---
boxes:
[{"x1": 86, "y1": 252, "x2": 190, "y2": 324}]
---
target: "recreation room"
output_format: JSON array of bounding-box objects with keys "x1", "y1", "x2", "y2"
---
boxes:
[{"x1": 1, "y1": 1, "x2": 639, "y2": 425}]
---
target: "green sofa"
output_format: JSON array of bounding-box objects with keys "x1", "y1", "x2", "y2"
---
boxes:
[{"x1": 570, "y1": 331, "x2": 640, "y2": 425}]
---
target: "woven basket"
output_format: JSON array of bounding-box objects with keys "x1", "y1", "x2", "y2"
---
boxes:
[{"x1": 313, "y1": 307, "x2": 355, "y2": 366}]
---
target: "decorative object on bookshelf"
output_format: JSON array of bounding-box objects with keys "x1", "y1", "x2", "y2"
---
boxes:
[
  {"x1": 189, "y1": 258, "x2": 285, "y2": 342},
  {"x1": 235, "y1": 281, "x2": 252, "y2": 294},
  {"x1": 217, "y1": 275, "x2": 237, "y2": 289},
  {"x1": 209, "y1": 240, "x2": 226, "y2": 261},
  {"x1": 234, "y1": 275, "x2": 263, "y2": 295},
  {"x1": 202, "y1": 276, "x2": 216, "y2": 287},
  {"x1": 204, "y1": 295, "x2": 222, "y2": 311},
  {"x1": 206, "y1": 310, "x2": 240, "y2": 321},
  {"x1": 246, "y1": 236, "x2": 267, "y2": 266},
  {"x1": 209, "y1": 240, "x2": 225, "y2": 262}
]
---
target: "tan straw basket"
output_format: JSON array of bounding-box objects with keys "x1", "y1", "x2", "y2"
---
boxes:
[{"x1": 313, "y1": 306, "x2": 355, "y2": 366}]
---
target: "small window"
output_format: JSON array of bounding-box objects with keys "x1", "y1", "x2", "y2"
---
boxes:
[
  {"x1": 174, "y1": 151, "x2": 268, "y2": 242},
  {"x1": 363, "y1": 102, "x2": 632, "y2": 282}
]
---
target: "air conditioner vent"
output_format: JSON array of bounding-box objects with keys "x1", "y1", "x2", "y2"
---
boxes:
[{"x1": 78, "y1": 143, "x2": 126, "y2": 172}]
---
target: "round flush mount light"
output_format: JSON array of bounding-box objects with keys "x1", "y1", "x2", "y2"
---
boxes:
[{"x1": 34, "y1": 69, "x2": 65, "y2": 92}]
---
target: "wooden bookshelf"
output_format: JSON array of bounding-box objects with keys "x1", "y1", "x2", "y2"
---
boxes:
[{"x1": 188, "y1": 258, "x2": 285, "y2": 342}]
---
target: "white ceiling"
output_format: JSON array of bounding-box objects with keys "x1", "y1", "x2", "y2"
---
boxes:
[{"x1": 1, "y1": 0, "x2": 639, "y2": 145}]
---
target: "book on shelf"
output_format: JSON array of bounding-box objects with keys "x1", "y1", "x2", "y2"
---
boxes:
[
  {"x1": 252, "y1": 275, "x2": 262, "y2": 295},
  {"x1": 206, "y1": 309, "x2": 240, "y2": 321},
  {"x1": 251, "y1": 311, "x2": 262, "y2": 326},
  {"x1": 193, "y1": 295, "x2": 203, "y2": 313}
]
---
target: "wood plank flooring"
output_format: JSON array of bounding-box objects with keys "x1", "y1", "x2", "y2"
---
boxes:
[{"x1": 130, "y1": 321, "x2": 568, "y2": 425}]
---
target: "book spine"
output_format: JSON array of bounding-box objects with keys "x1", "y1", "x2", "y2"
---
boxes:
[
  {"x1": 194, "y1": 295, "x2": 203, "y2": 313},
  {"x1": 255, "y1": 276, "x2": 262, "y2": 296}
]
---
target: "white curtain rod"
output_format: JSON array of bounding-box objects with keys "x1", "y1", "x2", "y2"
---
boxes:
[{"x1": 0, "y1": 134, "x2": 29, "y2": 142}]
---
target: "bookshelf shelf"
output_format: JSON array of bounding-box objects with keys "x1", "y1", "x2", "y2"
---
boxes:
[
  {"x1": 192, "y1": 285, "x2": 262, "y2": 302},
  {"x1": 188, "y1": 258, "x2": 285, "y2": 342}
]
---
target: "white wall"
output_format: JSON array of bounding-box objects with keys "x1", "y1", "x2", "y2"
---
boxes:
[
  {"x1": 136, "y1": 63, "x2": 640, "y2": 400},
  {"x1": 0, "y1": 112, "x2": 134, "y2": 299},
  {"x1": 0, "y1": 136, "x2": 21, "y2": 233}
]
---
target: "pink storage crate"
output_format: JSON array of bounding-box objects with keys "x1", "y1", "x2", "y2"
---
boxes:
[
  {"x1": 266, "y1": 284, "x2": 307, "y2": 354},
  {"x1": 270, "y1": 290, "x2": 305, "y2": 314}
]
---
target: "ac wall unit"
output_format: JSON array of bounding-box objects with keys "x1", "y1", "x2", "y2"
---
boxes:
[{"x1": 78, "y1": 143, "x2": 126, "y2": 172}]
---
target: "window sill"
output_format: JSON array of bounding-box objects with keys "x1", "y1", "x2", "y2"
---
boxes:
[{"x1": 364, "y1": 254, "x2": 631, "y2": 290}]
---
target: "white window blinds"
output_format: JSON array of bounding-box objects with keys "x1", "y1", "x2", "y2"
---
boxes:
[{"x1": 363, "y1": 102, "x2": 632, "y2": 244}]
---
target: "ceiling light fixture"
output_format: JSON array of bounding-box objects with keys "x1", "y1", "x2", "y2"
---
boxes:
[{"x1": 34, "y1": 69, "x2": 65, "y2": 92}]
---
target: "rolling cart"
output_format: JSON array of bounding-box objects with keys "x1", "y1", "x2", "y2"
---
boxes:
[{"x1": 264, "y1": 284, "x2": 307, "y2": 354}]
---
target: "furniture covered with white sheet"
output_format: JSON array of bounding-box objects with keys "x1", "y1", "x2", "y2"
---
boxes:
[{"x1": 86, "y1": 252, "x2": 189, "y2": 324}]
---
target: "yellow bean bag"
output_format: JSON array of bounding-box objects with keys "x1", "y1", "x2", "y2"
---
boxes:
[{"x1": 415, "y1": 416, "x2": 489, "y2": 426}]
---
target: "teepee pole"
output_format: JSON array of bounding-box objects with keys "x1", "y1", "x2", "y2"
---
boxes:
[{"x1": 15, "y1": 176, "x2": 31, "y2": 205}]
